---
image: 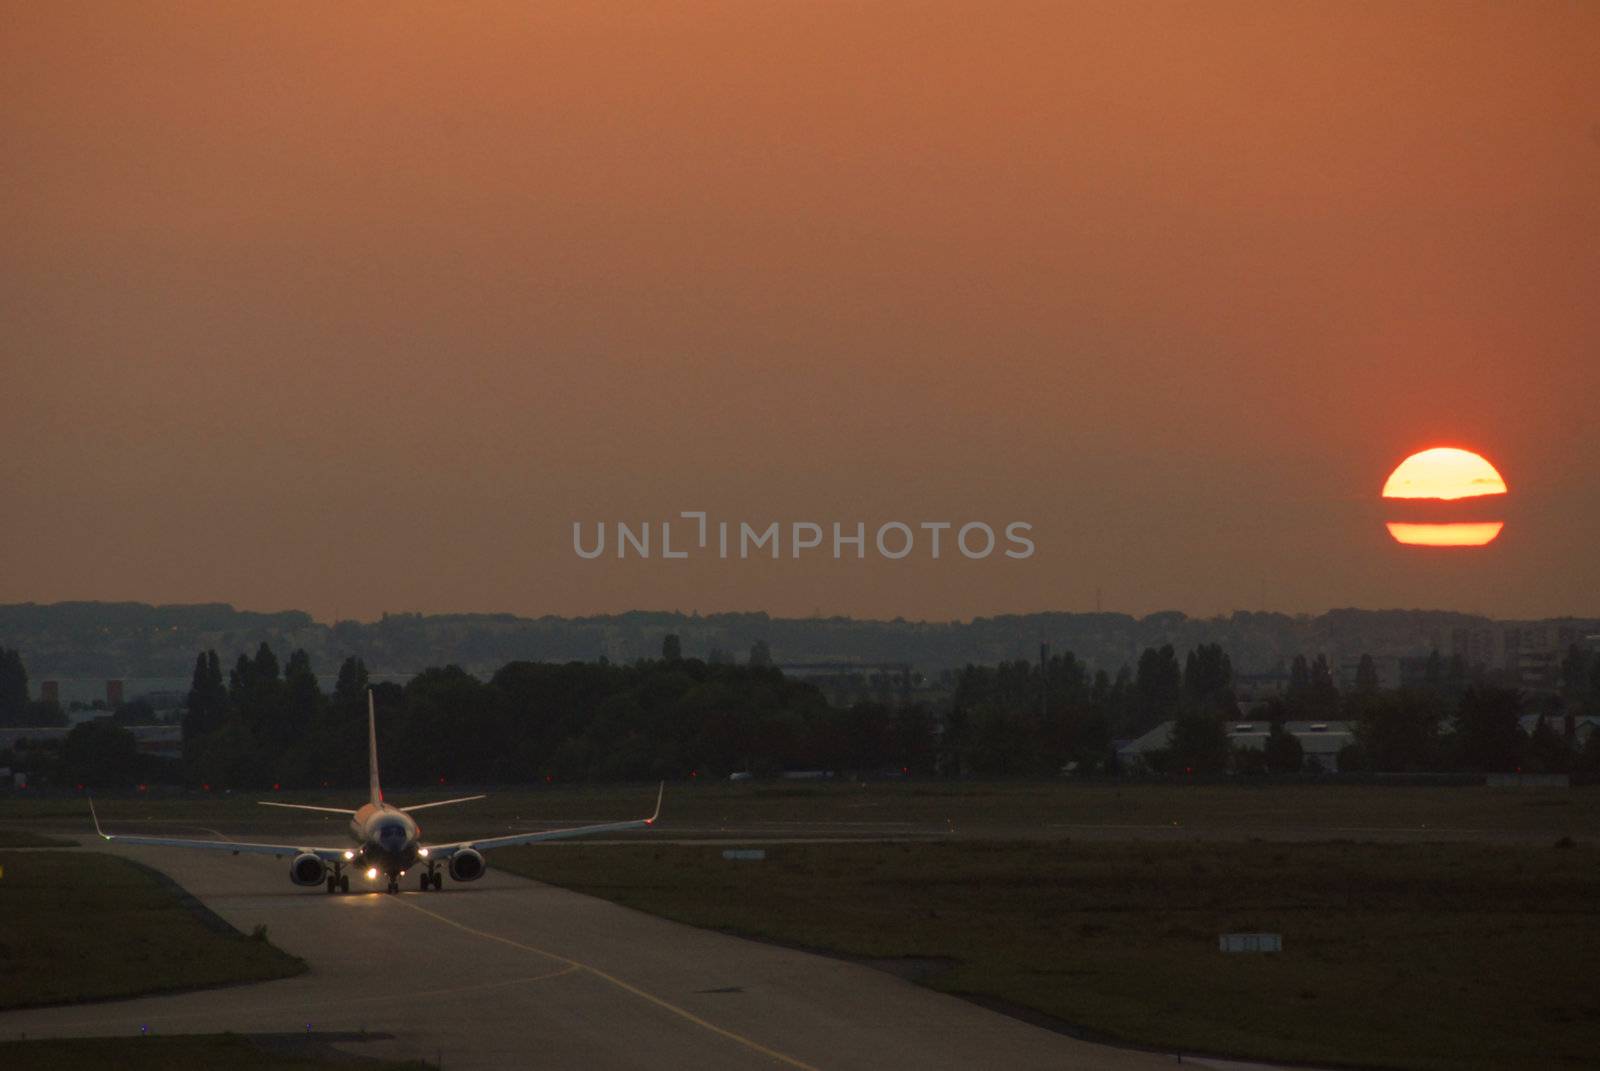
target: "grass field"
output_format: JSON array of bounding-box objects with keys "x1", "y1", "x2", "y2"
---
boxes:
[
  {"x1": 0, "y1": 851, "x2": 305, "y2": 1010},
  {"x1": 0, "y1": 1034, "x2": 437, "y2": 1070},
  {"x1": 493, "y1": 838, "x2": 1600, "y2": 1071}
]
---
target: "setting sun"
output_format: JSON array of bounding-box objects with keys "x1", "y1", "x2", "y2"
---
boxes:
[
  {"x1": 1381, "y1": 447, "x2": 1507, "y2": 500},
  {"x1": 1382, "y1": 448, "x2": 1507, "y2": 547}
]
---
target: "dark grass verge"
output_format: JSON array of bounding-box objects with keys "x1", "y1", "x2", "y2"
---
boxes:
[
  {"x1": 0, "y1": 1032, "x2": 436, "y2": 1070},
  {"x1": 492, "y1": 839, "x2": 1600, "y2": 1071},
  {"x1": 0, "y1": 851, "x2": 305, "y2": 1010},
  {"x1": 0, "y1": 829, "x2": 76, "y2": 847}
]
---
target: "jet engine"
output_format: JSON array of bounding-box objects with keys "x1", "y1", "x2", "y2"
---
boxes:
[
  {"x1": 448, "y1": 848, "x2": 486, "y2": 882},
  {"x1": 289, "y1": 852, "x2": 328, "y2": 886}
]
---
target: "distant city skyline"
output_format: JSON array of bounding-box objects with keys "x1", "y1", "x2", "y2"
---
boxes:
[
  {"x1": 5, "y1": 601, "x2": 1595, "y2": 686},
  {"x1": 4, "y1": 3, "x2": 1596, "y2": 623}
]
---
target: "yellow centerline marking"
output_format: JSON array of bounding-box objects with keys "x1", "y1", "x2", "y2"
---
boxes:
[{"x1": 392, "y1": 896, "x2": 821, "y2": 1071}]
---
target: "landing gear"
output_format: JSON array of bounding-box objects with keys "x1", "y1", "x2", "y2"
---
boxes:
[
  {"x1": 327, "y1": 875, "x2": 338, "y2": 894},
  {"x1": 418, "y1": 872, "x2": 430, "y2": 892},
  {"x1": 420, "y1": 863, "x2": 443, "y2": 891},
  {"x1": 386, "y1": 878, "x2": 399, "y2": 895},
  {"x1": 431, "y1": 872, "x2": 442, "y2": 891},
  {"x1": 339, "y1": 874, "x2": 349, "y2": 894}
]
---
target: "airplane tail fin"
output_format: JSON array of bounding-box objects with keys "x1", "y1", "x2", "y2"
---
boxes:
[{"x1": 368, "y1": 689, "x2": 383, "y2": 806}]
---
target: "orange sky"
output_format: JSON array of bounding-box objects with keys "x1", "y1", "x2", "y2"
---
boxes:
[{"x1": 3, "y1": 2, "x2": 1597, "y2": 622}]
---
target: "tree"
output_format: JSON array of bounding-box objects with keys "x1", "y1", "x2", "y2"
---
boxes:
[
  {"x1": 1526, "y1": 715, "x2": 1571, "y2": 774},
  {"x1": 0, "y1": 647, "x2": 30, "y2": 726},
  {"x1": 228, "y1": 653, "x2": 256, "y2": 703},
  {"x1": 1183, "y1": 644, "x2": 1235, "y2": 708},
  {"x1": 1288, "y1": 653, "x2": 1340, "y2": 719},
  {"x1": 183, "y1": 650, "x2": 228, "y2": 769},
  {"x1": 1133, "y1": 645, "x2": 1183, "y2": 733},
  {"x1": 399, "y1": 666, "x2": 503, "y2": 783},
  {"x1": 1356, "y1": 688, "x2": 1445, "y2": 771},
  {"x1": 661, "y1": 634, "x2": 682, "y2": 662},
  {"x1": 333, "y1": 655, "x2": 370, "y2": 709},
  {"x1": 1355, "y1": 654, "x2": 1380, "y2": 693},
  {"x1": 60, "y1": 719, "x2": 141, "y2": 789},
  {"x1": 1264, "y1": 720, "x2": 1304, "y2": 773},
  {"x1": 1574, "y1": 730, "x2": 1600, "y2": 782},
  {"x1": 1455, "y1": 686, "x2": 1524, "y2": 772},
  {"x1": 890, "y1": 703, "x2": 937, "y2": 775},
  {"x1": 1103, "y1": 666, "x2": 1135, "y2": 736},
  {"x1": 1289, "y1": 655, "x2": 1310, "y2": 695},
  {"x1": 253, "y1": 642, "x2": 281, "y2": 682},
  {"x1": 1169, "y1": 708, "x2": 1229, "y2": 773},
  {"x1": 234, "y1": 643, "x2": 290, "y2": 751},
  {"x1": 1560, "y1": 645, "x2": 1591, "y2": 698},
  {"x1": 283, "y1": 649, "x2": 323, "y2": 735},
  {"x1": 193, "y1": 652, "x2": 225, "y2": 715},
  {"x1": 319, "y1": 656, "x2": 372, "y2": 787},
  {"x1": 188, "y1": 719, "x2": 271, "y2": 790},
  {"x1": 749, "y1": 640, "x2": 772, "y2": 667}
]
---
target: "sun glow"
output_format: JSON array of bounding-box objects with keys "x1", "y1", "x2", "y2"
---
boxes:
[{"x1": 1382, "y1": 448, "x2": 1506, "y2": 547}]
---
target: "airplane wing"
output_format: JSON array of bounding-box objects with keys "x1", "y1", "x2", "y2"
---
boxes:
[
  {"x1": 90, "y1": 799, "x2": 348, "y2": 862},
  {"x1": 425, "y1": 782, "x2": 662, "y2": 859},
  {"x1": 400, "y1": 794, "x2": 487, "y2": 813},
  {"x1": 257, "y1": 801, "x2": 359, "y2": 815}
]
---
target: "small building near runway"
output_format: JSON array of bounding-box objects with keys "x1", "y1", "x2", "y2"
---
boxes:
[{"x1": 1117, "y1": 719, "x2": 1355, "y2": 773}]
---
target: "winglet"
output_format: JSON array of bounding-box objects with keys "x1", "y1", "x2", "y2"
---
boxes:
[
  {"x1": 646, "y1": 781, "x2": 664, "y2": 825},
  {"x1": 88, "y1": 796, "x2": 111, "y2": 841}
]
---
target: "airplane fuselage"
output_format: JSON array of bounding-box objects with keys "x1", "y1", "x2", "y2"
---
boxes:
[{"x1": 350, "y1": 803, "x2": 421, "y2": 878}]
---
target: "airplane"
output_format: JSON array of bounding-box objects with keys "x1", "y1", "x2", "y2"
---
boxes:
[{"x1": 90, "y1": 690, "x2": 663, "y2": 895}]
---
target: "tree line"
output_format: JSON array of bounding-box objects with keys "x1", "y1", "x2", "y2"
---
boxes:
[
  {"x1": 168, "y1": 639, "x2": 938, "y2": 790},
  {"x1": 938, "y1": 642, "x2": 1600, "y2": 778},
  {"x1": 11, "y1": 637, "x2": 1600, "y2": 790}
]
